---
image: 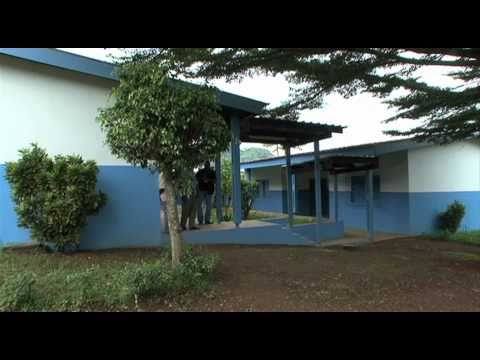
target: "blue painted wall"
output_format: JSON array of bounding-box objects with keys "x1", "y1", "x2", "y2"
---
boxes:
[
  {"x1": 334, "y1": 191, "x2": 410, "y2": 234},
  {"x1": 0, "y1": 165, "x2": 31, "y2": 245},
  {"x1": 409, "y1": 191, "x2": 480, "y2": 234},
  {"x1": 80, "y1": 166, "x2": 163, "y2": 250},
  {"x1": 253, "y1": 190, "x2": 285, "y2": 213},
  {"x1": 0, "y1": 165, "x2": 163, "y2": 249},
  {"x1": 251, "y1": 187, "x2": 480, "y2": 235}
]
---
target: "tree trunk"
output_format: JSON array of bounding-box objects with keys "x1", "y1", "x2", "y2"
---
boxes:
[{"x1": 163, "y1": 175, "x2": 183, "y2": 267}]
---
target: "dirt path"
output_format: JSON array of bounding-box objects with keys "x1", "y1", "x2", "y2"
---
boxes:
[{"x1": 149, "y1": 237, "x2": 480, "y2": 311}]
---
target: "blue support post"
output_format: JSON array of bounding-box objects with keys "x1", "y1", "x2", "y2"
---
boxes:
[
  {"x1": 230, "y1": 114, "x2": 242, "y2": 228},
  {"x1": 314, "y1": 140, "x2": 322, "y2": 241},
  {"x1": 285, "y1": 145, "x2": 293, "y2": 228},
  {"x1": 215, "y1": 153, "x2": 222, "y2": 224},
  {"x1": 246, "y1": 169, "x2": 252, "y2": 182},
  {"x1": 334, "y1": 173, "x2": 339, "y2": 222},
  {"x1": 292, "y1": 173, "x2": 297, "y2": 214},
  {"x1": 367, "y1": 169, "x2": 374, "y2": 241}
]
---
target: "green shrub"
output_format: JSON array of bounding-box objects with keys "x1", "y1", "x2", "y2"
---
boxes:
[
  {"x1": 241, "y1": 178, "x2": 259, "y2": 220},
  {"x1": 220, "y1": 159, "x2": 260, "y2": 220},
  {"x1": 115, "y1": 260, "x2": 174, "y2": 305},
  {"x1": 0, "y1": 247, "x2": 220, "y2": 311},
  {"x1": 5, "y1": 144, "x2": 107, "y2": 253},
  {"x1": 438, "y1": 200, "x2": 466, "y2": 233},
  {"x1": 0, "y1": 272, "x2": 37, "y2": 311},
  {"x1": 115, "y1": 247, "x2": 220, "y2": 305},
  {"x1": 57, "y1": 266, "x2": 106, "y2": 310}
]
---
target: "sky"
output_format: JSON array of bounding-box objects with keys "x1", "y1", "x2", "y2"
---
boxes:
[{"x1": 59, "y1": 48, "x2": 456, "y2": 156}]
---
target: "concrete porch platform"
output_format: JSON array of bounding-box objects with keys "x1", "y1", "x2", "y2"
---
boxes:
[
  {"x1": 176, "y1": 218, "x2": 344, "y2": 246},
  {"x1": 181, "y1": 220, "x2": 315, "y2": 246},
  {"x1": 193, "y1": 220, "x2": 278, "y2": 231}
]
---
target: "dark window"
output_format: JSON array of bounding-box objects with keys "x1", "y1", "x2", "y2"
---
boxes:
[
  {"x1": 257, "y1": 180, "x2": 269, "y2": 197},
  {"x1": 350, "y1": 175, "x2": 380, "y2": 203}
]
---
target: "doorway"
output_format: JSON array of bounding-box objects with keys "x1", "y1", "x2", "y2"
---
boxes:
[{"x1": 309, "y1": 178, "x2": 329, "y2": 218}]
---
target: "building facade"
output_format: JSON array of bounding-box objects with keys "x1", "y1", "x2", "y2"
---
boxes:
[
  {"x1": 0, "y1": 48, "x2": 266, "y2": 248},
  {"x1": 242, "y1": 140, "x2": 480, "y2": 235}
]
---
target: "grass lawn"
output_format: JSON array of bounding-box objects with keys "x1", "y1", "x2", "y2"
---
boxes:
[
  {"x1": 0, "y1": 246, "x2": 218, "y2": 312},
  {"x1": 422, "y1": 230, "x2": 480, "y2": 246}
]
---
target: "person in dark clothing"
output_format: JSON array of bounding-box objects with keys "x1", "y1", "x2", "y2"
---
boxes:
[
  {"x1": 179, "y1": 168, "x2": 199, "y2": 231},
  {"x1": 196, "y1": 161, "x2": 216, "y2": 225}
]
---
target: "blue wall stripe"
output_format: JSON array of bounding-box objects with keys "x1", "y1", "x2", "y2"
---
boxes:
[
  {"x1": 409, "y1": 192, "x2": 480, "y2": 234},
  {"x1": 0, "y1": 165, "x2": 31, "y2": 245},
  {"x1": 251, "y1": 189, "x2": 480, "y2": 235},
  {"x1": 1, "y1": 165, "x2": 163, "y2": 249}
]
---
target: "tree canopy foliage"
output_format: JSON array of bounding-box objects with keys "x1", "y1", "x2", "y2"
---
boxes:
[
  {"x1": 97, "y1": 61, "x2": 230, "y2": 265},
  {"x1": 129, "y1": 48, "x2": 480, "y2": 144}
]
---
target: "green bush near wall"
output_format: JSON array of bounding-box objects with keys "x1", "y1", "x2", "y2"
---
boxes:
[
  {"x1": 5, "y1": 144, "x2": 107, "y2": 253},
  {"x1": 437, "y1": 200, "x2": 466, "y2": 234}
]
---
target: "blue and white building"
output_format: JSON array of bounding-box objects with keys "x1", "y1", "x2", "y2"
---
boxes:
[
  {"x1": 0, "y1": 48, "x2": 269, "y2": 248},
  {"x1": 2, "y1": 48, "x2": 478, "y2": 249},
  {"x1": 241, "y1": 139, "x2": 480, "y2": 235}
]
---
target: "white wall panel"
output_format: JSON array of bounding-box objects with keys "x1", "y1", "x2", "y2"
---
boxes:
[
  {"x1": 378, "y1": 151, "x2": 409, "y2": 192},
  {"x1": 250, "y1": 166, "x2": 283, "y2": 191},
  {"x1": 408, "y1": 141, "x2": 480, "y2": 192},
  {"x1": 0, "y1": 55, "x2": 126, "y2": 165}
]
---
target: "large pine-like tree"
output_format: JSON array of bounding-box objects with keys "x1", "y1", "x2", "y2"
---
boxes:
[{"x1": 126, "y1": 48, "x2": 480, "y2": 144}]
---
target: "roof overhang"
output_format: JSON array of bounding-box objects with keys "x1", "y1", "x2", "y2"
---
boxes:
[
  {"x1": 291, "y1": 155, "x2": 379, "y2": 174},
  {"x1": 240, "y1": 116, "x2": 344, "y2": 146},
  {"x1": 0, "y1": 48, "x2": 268, "y2": 116}
]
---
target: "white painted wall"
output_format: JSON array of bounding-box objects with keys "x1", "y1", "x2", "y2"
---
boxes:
[
  {"x1": 0, "y1": 55, "x2": 125, "y2": 165},
  {"x1": 378, "y1": 151, "x2": 409, "y2": 192},
  {"x1": 250, "y1": 166, "x2": 283, "y2": 191},
  {"x1": 328, "y1": 174, "x2": 350, "y2": 192},
  {"x1": 408, "y1": 141, "x2": 480, "y2": 192}
]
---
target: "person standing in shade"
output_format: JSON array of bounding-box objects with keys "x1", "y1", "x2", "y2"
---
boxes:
[
  {"x1": 180, "y1": 169, "x2": 200, "y2": 231},
  {"x1": 196, "y1": 161, "x2": 216, "y2": 225},
  {"x1": 159, "y1": 172, "x2": 169, "y2": 234}
]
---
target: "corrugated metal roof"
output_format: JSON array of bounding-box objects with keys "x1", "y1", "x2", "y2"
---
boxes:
[{"x1": 241, "y1": 116, "x2": 344, "y2": 146}]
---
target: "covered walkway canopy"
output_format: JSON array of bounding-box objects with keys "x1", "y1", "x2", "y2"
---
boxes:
[
  {"x1": 291, "y1": 155, "x2": 379, "y2": 241},
  {"x1": 216, "y1": 113, "x2": 343, "y2": 241}
]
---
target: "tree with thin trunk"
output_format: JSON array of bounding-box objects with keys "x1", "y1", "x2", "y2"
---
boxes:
[
  {"x1": 130, "y1": 48, "x2": 480, "y2": 144},
  {"x1": 97, "y1": 61, "x2": 230, "y2": 266}
]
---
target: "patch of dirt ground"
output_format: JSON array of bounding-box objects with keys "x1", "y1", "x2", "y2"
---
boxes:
[
  {"x1": 7, "y1": 237, "x2": 480, "y2": 311},
  {"x1": 148, "y1": 237, "x2": 480, "y2": 311}
]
